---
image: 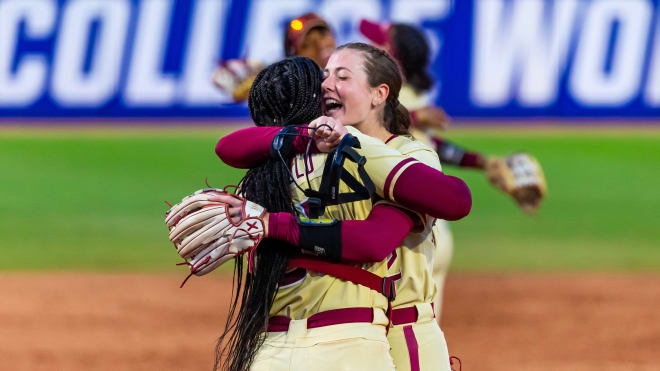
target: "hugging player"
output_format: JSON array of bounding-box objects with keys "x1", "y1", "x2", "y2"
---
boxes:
[
  {"x1": 360, "y1": 18, "x2": 548, "y2": 321},
  {"x1": 214, "y1": 44, "x2": 470, "y2": 371}
]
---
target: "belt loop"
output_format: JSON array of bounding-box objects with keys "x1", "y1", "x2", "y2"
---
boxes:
[
  {"x1": 287, "y1": 318, "x2": 308, "y2": 340},
  {"x1": 414, "y1": 303, "x2": 435, "y2": 323},
  {"x1": 372, "y1": 308, "x2": 389, "y2": 326}
]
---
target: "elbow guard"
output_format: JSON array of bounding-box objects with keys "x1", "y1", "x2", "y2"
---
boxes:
[{"x1": 298, "y1": 217, "x2": 342, "y2": 261}]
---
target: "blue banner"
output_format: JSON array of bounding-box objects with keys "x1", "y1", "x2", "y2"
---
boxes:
[{"x1": 0, "y1": 0, "x2": 658, "y2": 119}]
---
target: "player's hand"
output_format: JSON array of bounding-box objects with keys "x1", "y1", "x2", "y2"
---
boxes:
[
  {"x1": 308, "y1": 116, "x2": 348, "y2": 152},
  {"x1": 412, "y1": 106, "x2": 450, "y2": 131},
  {"x1": 484, "y1": 157, "x2": 508, "y2": 192},
  {"x1": 208, "y1": 194, "x2": 245, "y2": 223},
  {"x1": 208, "y1": 194, "x2": 271, "y2": 236}
]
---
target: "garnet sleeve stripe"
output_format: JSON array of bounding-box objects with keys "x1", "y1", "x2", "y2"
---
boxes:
[{"x1": 383, "y1": 157, "x2": 418, "y2": 200}]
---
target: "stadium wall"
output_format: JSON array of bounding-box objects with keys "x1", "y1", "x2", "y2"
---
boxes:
[{"x1": 0, "y1": 0, "x2": 658, "y2": 119}]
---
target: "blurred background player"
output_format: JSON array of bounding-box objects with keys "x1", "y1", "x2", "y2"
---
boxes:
[
  {"x1": 212, "y1": 13, "x2": 448, "y2": 131},
  {"x1": 359, "y1": 18, "x2": 547, "y2": 321},
  {"x1": 211, "y1": 13, "x2": 334, "y2": 102},
  {"x1": 283, "y1": 12, "x2": 336, "y2": 68}
]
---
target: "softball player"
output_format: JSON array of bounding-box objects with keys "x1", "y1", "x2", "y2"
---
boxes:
[
  {"x1": 217, "y1": 45, "x2": 467, "y2": 371},
  {"x1": 212, "y1": 13, "x2": 335, "y2": 102},
  {"x1": 319, "y1": 42, "x2": 455, "y2": 371},
  {"x1": 360, "y1": 20, "x2": 547, "y2": 327}
]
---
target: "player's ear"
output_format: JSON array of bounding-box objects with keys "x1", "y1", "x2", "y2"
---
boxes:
[{"x1": 371, "y1": 83, "x2": 390, "y2": 107}]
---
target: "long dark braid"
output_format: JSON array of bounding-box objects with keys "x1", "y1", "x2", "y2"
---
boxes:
[{"x1": 215, "y1": 56, "x2": 322, "y2": 371}]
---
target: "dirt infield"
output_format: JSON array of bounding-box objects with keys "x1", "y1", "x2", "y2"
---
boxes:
[{"x1": 3, "y1": 273, "x2": 659, "y2": 371}]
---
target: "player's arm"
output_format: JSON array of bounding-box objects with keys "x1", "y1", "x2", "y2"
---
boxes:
[
  {"x1": 211, "y1": 194, "x2": 414, "y2": 263},
  {"x1": 215, "y1": 126, "x2": 316, "y2": 168},
  {"x1": 267, "y1": 203, "x2": 415, "y2": 263},
  {"x1": 403, "y1": 103, "x2": 486, "y2": 169},
  {"x1": 409, "y1": 105, "x2": 450, "y2": 131},
  {"x1": 341, "y1": 126, "x2": 471, "y2": 221},
  {"x1": 431, "y1": 136, "x2": 486, "y2": 170},
  {"x1": 430, "y1": 136, "x2": 547, "y2": 213},
  {"x1": 217, "y1": 124, "x2": 471, "y2": 221}
]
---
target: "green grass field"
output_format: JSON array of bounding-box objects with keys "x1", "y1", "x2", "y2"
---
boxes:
[{"x1": 1, "y1": 125, "x2": 659, "y2": 272}]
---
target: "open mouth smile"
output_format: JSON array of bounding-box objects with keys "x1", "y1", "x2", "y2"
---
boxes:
[{"x1": 323, "y1": 98, "x2": 343, "y2": 115}]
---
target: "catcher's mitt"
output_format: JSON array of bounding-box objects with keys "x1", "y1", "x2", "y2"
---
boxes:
[
  {"x1": 485, "y1": 153, "x2": 547, "y2": 213},
  {"x1": 211, "y1": 59, "x2": 263, "y2": 102},
  {"x1": 165, "y1": 188, "x2": 266, "y2": 286}
]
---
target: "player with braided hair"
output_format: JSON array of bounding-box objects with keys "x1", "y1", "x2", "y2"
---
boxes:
[
  {"x1": 214, "y1": 43, "x2": 467, "y2": 370},
  {"x1": 214, "y1": 56, "x2": 323, "y2": 371}
]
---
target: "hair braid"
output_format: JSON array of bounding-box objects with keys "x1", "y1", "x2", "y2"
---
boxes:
[{"x1": 216, "y1": 56, "x2": 322, "y2": 371}]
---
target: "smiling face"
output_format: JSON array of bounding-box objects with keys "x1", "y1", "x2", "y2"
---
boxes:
[{"x1": 321, "y1": 48, "x2": 383, "y2": 128}]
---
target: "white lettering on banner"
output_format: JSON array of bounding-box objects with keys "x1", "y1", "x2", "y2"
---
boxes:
[
  {"x1": 471, "y1": 0, "x2": 578, "y2": 107},
  {"x1": 645, "y1": 7, "x2": 660, "y2": 107},
  {"x1": 182, "y1": 0, "x2": 229, "y2": 104},
  {"x1": 52, "y1": 0, "x2": 129, "y2": 107},
  {"x1": 318, "y1": 0, "x2": 381, "y2": 43},
  {"x1": 243, "y1": 0, "x2": 446, "y2": 64},
  {"x1": 0, "y1": 0, "x2": 54, "y2": 106},
  {"x1": 390, "y1": 0, "x2": 452, "y2": 24},
  {"x1": 244, "y1": 0, "x2": 310, "y2": 64},
  {"x1": 570, "y1": 0, "x2": 652, "y2": 106},
  {"x1": 125, "y1": 0, "x2": 177, "y2": 106}
]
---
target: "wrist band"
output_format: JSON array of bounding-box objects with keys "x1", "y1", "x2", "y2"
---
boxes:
[{"x1": 298, "y1": 216, "x2": 342, "y2": 261}]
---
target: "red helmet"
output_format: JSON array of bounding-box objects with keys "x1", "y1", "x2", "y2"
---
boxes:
[
  {"x1": 284, "y1": 13, "x2": 332, "y2": 57},
  {"x1": 359, "y1": 19, "x2": 395, "y2": 57}
]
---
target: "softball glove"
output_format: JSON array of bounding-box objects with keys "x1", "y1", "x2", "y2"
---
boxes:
[
  {"x1": 486, "y1": 153, "x2": 547, "y2": 213},
  {"x1": 211, "y1": 59, "x2": 263, "y2": 102},
  {"x1": 165, "y1": 188, "x2": 266, "y2": 284}
]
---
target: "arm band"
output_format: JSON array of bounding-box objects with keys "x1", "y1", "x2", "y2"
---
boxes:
[
  {"x1": 298, "y1": 217, "x2": 342, "y2": 261},
  {"x1": 436, "y1": 139, "x2": 466, "y2": 166}
]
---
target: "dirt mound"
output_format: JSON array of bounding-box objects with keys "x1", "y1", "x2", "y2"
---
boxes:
[{"x1": 2, "y1": 273, "x2": 658, "y2": 370}]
